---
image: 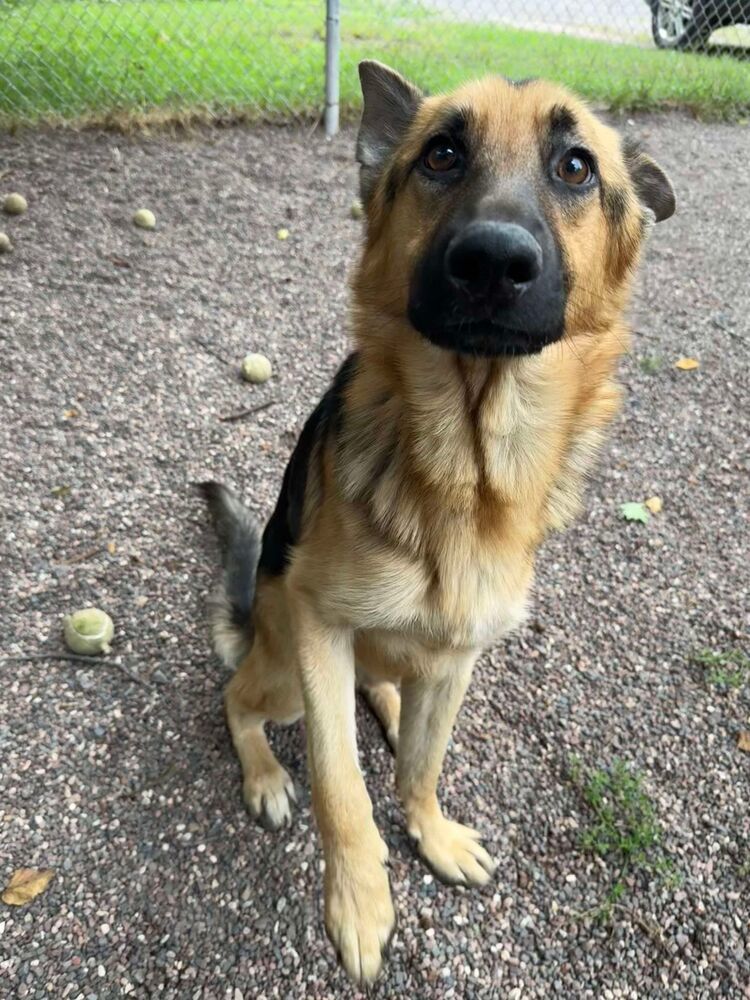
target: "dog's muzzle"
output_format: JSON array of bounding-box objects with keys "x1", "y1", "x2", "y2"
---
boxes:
[{"x1": 408, "y1": 212, "x2": 567, "y2": 357}]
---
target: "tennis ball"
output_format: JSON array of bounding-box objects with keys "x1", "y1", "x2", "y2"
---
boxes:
[
  {"x1": 0, "y1": 233, "x2": 12, "y2": 253},
  {"x1": 3, "y1": 193, "x2": 27, "y2": 216},
  {"x1": 277, "y1": 228, "x2": 289, "y2": 240},
  {"x1": 241, "y1": 353, "x2": 272, "y2": 384},
  {"x1": 63, "y1": 608, "x2": 115, "y2": 655},
  {"x1": 133, "y1": 208, "x2": 156, "y2": 230}
]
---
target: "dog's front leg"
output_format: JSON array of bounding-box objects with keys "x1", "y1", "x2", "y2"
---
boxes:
[
  {"x1": 293, "y1": 597, "x2": 395, "y2": 984},
  {"x1": 397, "y1": 654, "x2": 497, "y2": 887}
]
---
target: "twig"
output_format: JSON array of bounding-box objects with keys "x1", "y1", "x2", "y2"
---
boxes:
[
  {"x1": 307, "y1": 111, "x2": 323, "y2": 138},
  {"x1": 218, "y1": 398, "x2": 279, "y2": 423},
  {"x1": 611, "y1": 904, "x2": 668, "y2": 951},
  {"x1": 0, "y1": 653, "x2": 147, "y2": 686},
  {"x1": 711, "y1": 316, "x2": 748, "y2": 343},
  {"x1": 57, "y1": 544, "x2": 104, "y2": 566},
  {"x1": 193, "y1": 336, "x2": 233, "y2": 367}
]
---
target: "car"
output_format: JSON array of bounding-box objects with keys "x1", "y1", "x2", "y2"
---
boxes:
[{"x1": 646, "y1": 0, "x2": 750, "y2": 49}]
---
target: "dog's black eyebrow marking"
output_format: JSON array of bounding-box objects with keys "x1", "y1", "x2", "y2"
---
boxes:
[
  {"x1": 436, "y1": 108, "x2": 470, "y2": 140},
  {"x1": 548, "y1": 104, "x2": 579, "y2": 137},
  {"x1": 258, "y1": 353, "x2": 358, "y2": 576}
]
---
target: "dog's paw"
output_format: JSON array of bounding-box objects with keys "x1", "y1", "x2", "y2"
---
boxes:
[
  {"x1": 324, "y1": 841, "x2": 395, "y2": 983},
  {"x1": 243, "y1": 766, "x2": 296, "y2": 831},
  {"x1": 408, "y1": 812, "x2": 496, "y2": 887}
]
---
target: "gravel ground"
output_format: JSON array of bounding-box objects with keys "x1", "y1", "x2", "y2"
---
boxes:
[{"x1": 1, "y1": 113, "x2": 748, "y2": 1000}]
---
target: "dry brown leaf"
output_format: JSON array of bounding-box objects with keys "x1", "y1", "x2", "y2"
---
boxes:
[
  {"x1": 644, "y1": 496, "x2": 663, "y2": 514},
  {"x1": 737, "y1": 732, "x2": 750, "y2": 753},
  {"x1": 62, "y1": 407, "x2": 80, "y2": 419},
  {"x1": 674, "y1": 357, "x2": 699, "y2": 371},
  {"x1": 2, "y1": 868, "x2": 55, "y2": 906},
  {"x1": 107, "y1": 541, "x2": 117, "y2": 555}
]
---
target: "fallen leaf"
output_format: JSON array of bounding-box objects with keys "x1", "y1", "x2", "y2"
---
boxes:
[
  {"x1": 107, "y1": 541, "x2": 117, "y2": 555},
  {"x1": 738, "y1": 732, "x2": 750, "y2": 753},
  {"x1": 619, "y1": 502, "x2": 650, "y2": 524},
  {"x1": 675, "y1": 357, "x2": 699, "y2": 371},
  {"x1": 51, "y1": 485, "x2": 71, "y2": 498},
  {"x1": 2, "y1": 868, "x2": 55, "y2": 906},
  {"x1": 63, "y1": 407, "x2": 80, "y2": 419},
  {"x1": 644, "y1": 496, "x2": 663, "y2": 514}
]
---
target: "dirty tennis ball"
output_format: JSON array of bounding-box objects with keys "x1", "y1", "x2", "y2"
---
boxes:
[
  {"x1": 0, "y1": 233, "x2": 12, "y2": 253},
  {"x1": 3, "y1": 192, "x2": 27, "y2": 216},
  {"x1": 350, "y1": 199, "x2": 364, "y2": 220},
  {"x1": 241, "y1": 353, "x2": 272, "y2": 384},
  {"x1": 63, "y1": 608, "x2": 115, "y2": 656},
  {"x1": 133, "y1": 208, "x2": 156, "y2": 230}
]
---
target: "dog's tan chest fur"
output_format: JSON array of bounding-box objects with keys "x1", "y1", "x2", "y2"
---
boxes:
[{"x1": 299, "y1": 332, "x2": 619, "y2": 659}]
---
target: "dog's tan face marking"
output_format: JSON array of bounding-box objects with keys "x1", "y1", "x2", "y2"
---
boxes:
[{"x1": 355, "y1": 66, "x2": 674, "y2": 356}]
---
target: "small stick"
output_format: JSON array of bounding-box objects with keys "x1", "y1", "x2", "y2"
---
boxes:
[
  {"x1": 219, "y1": 398, "x2": 279, "y2": 423},
  {"x1": 193, "y1": 336, "x2": 233, "y2": 366},
  {"x1": 57, "y1": 544, "x2": 104, "y2": 566},
  {"x1": 711, "y1": 316, "x2": 748, "y2": 343},
  {"x1": 0, "y1": 653, "x2": 147, "y2": 685}
]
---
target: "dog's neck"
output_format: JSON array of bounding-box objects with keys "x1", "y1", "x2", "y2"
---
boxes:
[{"x1": 349, "y1": 310, "x2": 626, "y2": 534}]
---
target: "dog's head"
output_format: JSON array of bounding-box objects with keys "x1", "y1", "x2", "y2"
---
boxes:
[{"x1": 353, "y1": 62, "x2": 674, "y2": 358}]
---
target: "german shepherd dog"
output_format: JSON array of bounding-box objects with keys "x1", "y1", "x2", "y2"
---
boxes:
[{"x1": 200, "y1": 61, "x2": 675, "y2": 983}]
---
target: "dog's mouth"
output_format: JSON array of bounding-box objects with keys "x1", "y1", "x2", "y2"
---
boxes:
[
  {"x1": 408, "y1": 306, "x2": 566, "y2": 358},
  {"x1": 437, "y1": 319, "x2": 564, "y2": 357}
]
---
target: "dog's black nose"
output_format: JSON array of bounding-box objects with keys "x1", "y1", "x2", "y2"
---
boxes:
[{"x1": 445, "y1": 222, "x2": 543, "y2": 304}]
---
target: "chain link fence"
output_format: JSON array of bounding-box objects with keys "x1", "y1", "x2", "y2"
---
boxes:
[{"x1": 0, "y1": 1, "x2": 748, "y2": 128}]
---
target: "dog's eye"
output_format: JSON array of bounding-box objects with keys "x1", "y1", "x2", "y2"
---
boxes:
[
  {"x1": 557, "y1": 151, "x2": 594, "y2": 186},
  {"x1": 423, "y1": 141, "x2": 458, "y2": 173}
]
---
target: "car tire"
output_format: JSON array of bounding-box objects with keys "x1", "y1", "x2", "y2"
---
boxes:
[{"x1": 651, "y1": 1, "x2": 714, "y2": 49}]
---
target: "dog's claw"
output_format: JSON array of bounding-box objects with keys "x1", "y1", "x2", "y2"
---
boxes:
[
  {"x1": 325, "y1": 848, "x2": 396, "y2": 984},
  {"x1": 243, "y1": 769, "x2": 296, "y2": 831}
]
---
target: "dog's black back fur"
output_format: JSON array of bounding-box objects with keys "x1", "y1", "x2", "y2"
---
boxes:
[{"x1": 258, "y1": 352, "x2": 359, "y2": 577}]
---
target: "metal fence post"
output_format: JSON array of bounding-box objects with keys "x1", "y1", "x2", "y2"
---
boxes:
[{"x1": 324, "y1": 0, "x2": 341, "y2": 138}]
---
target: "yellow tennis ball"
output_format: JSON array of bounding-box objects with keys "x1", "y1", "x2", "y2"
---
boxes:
[
  {"x1": 3, "y1": 193, "x2": 27, "y2": 216},
  {"x1": 133, "y1": 208, "x2": 156, "y2": 230},
  {"x1": 241, "y1": 353, "x2": 273, "y2": 384},
  {"x1": 63, "y1": 608, "x2": 115, "y2": 655}
]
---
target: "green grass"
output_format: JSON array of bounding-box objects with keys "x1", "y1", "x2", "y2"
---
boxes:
[
  {"x1": 692, "y1": 648, "x2": 749, "y2": 690},
  {"x1": 0, "y1": 0, "x2": 748, "y2": 127},
  {"x1": 570, "y1": 758, "x2": 678, "y2": 920},
  {"x1": 639, "y1": 355, "x2": 664, "y2": 375}
]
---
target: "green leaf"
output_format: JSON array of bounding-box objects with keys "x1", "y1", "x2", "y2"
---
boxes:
[{"x1": 619, "y1": 502, "x2": 650, "y2": 524}]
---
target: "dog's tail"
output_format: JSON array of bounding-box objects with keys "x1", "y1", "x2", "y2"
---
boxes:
[{"x1": 198, "y1": 481, "x2": 260, "y2": 669}]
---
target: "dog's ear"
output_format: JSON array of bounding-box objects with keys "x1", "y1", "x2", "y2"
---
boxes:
[
  {"x1": 624, "y1": 141, "x2": 675, "y2": 223},
  {"x1": 357, "y1": 60, "x2": 423, "y2": 202}
]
